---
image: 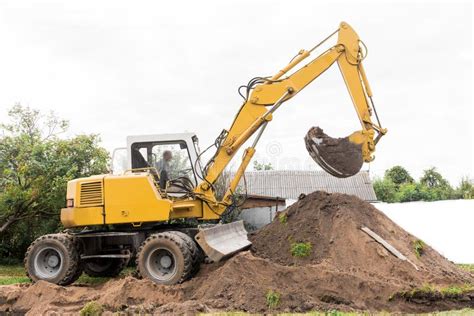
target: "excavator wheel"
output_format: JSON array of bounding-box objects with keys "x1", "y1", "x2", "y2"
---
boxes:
[
  {"x1": 171, "y1": 231, "x2": 204, "y2": 276},
  {"x1": 24, "y1": 233, "x2": 83, "y2": 285},
  {"x1": 136, "y1": 231, "x2": 193, "y2": 285},
  {"x1": 83, "y1": 258, "x2": 128, "y2": 278}
]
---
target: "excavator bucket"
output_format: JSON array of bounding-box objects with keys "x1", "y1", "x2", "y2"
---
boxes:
[
  {"x1": 305, "y1": 126, "x2": 364, "y2": 178},
  {"x1": 194, "y1": 220, "x2": 251, "y2": 262}
]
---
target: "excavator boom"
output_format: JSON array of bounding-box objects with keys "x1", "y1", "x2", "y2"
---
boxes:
[
  {"x1": 197, "y1": 21, "x2": 386, "y2": 201},
  {"x1": 194, "y1": 21, "x2": 387, "y2": 260}
]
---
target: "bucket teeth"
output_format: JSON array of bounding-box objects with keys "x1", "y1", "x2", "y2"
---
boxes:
[
  {"x1": 194, "y1": 220, "x2": 251, "y2": 262},
  {"x1": 305, "y1": 127, "x2": 363, "y2": 178}
]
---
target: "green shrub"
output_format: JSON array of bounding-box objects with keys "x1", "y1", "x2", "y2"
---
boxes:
[
  {"x1": 265, "y1": 290, "x2": 280, "y2": 308},
  {"x1": 278, "y1": 213, "x2": 287, "y2": 224},
  {"x1": 373, "y1": 178, "x2": 397, "y2": 202},
  {"x1": 290, "y1": 242, "x2": 312, "y2": 257},
  {"x1": 80, "y1": 301, "x2": 103, "y2": 316},
  {"x1": 413, "y1": 239, "x2": 425, "y2": 258}
]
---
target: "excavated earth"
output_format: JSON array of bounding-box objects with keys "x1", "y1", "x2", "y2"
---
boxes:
[
  {"x1": 1, "y1": 191, "x2": 473, "y2": 315},
  {"x1": 305, "y1": 126, "x2": 364, "y2": 176}
]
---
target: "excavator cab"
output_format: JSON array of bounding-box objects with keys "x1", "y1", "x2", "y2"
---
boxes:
[
  {"x1": 111, "y1": 133, "x2": 251, "y2": 262},
  {"x1": 112, "y1": 133, "x2": 203, "y2": 189}
]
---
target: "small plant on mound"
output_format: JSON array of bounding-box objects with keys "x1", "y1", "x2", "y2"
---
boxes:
[
  {"x1": 413, "y1": 239, "x2": 425, "y2": 258},
  {"x1": 290, "y1": 242, "x2": 312, "y2": 257},
  {"x1": 278, "y1": 213, "x2": 287, "y2": 224},
  {"x1": 265, "y1": 289, "x2": 281, "y2": 309},
  {"x1": 80, "y1": 301, "x2": 103, "y2": 316}
]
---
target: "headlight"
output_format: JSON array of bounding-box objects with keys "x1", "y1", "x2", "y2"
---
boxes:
[{"x1": 66, "y1": 199, "x2": 74, "y2": 207}]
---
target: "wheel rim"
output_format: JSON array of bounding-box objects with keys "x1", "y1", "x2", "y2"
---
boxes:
[
  {"x1": 34, "y1": 247, "x2": 64, "y2": 279},
  {"x1": 147, "y1": 248, "x2": 177, "y2": 282}
]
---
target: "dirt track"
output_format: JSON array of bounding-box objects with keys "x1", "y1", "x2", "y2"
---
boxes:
[{"x1": 1, "y1": 191, "x2": 473, "y2": 315}]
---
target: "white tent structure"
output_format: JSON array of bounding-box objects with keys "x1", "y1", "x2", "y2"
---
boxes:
[{"x1": 376, "y1": 200, "x2": 474, "y2": 264}]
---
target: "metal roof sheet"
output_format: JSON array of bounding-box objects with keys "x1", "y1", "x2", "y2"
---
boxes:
[{"x1": 236, "y1": 170, "x2": 377, "y2": 201}]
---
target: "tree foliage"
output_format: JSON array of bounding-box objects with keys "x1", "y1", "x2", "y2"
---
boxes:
[
  {"x1": 384, "y1": 165, "x2": 414, "y2": 185},
  {"x1": 373, "y1": 165, "x2": 472, "y2": 203},
  {"x1": 457, "y1": 177, "x2": 474, "y2": 199},
  {"x1": 0, "y1": 105, "x2": 109, "y2": 259}
]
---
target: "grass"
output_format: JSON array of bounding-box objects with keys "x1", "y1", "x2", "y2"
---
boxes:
[
  {"x1": 458, "y1": 264, "x2": 474, "y2": 273},
  {"x1": 413, "y1": 239, "x2": 425, "y2": 258},
  {"x1": 265, "y1": 289, "x2": 281, "y2": 309},
  {"x1": 290, "y1": 242, "x2": 312, "y2": 258},
  {"x1": 391, "y1": 283, "x2": 474, "y2": 301},
  {"x1": 278, "y1": 213, "x2": 288, "y2": 224},
  {"x1": 0, "y1": 264, "x2": 134, "y2": 286},
  {"x1": 79, "y1": 301, "x2": 103, "y2": 316},
  {"x1": 0, "y1": 264, "x2": 30, "y2": 285}
]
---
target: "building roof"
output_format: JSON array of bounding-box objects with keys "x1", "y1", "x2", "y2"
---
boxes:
[{"x1": 237, "y1": 170, "x2": 377, "y2": 201}]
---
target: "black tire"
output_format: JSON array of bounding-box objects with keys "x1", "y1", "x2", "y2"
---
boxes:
[
  {"x1": 136, "y1": 231, "x2": 193, "y2": 285},
  {"x1": 83, "y1": 258, "x2": 128, "y2": 277},
  {"x1": 172, "y1": 231, "x2": 203, "y2": 276},
  {"x1": 24, "y1": 233, "x2": 82, "y2": 286}
]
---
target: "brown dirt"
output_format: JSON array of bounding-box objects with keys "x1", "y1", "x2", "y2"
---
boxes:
[
  {"x1": 1, "y1": 191, "x2": 473, "y2": 315},
  {"x1": 305, "y1": 126, "x2": 363, "y2": 177}
]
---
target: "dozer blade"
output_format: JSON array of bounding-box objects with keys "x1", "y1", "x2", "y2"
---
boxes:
[
  {"x1": 305, "y1": 126, "x2": 363, "y2": 178},
  {"x1": 194, "y1": 220, "x2": 251, "y2": 262}
]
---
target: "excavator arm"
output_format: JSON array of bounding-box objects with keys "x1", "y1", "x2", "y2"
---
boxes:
[{"x1": 195, "y1": 21, "x2": 387, "y2": 207}]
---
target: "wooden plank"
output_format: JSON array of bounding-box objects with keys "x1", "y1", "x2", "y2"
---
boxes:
[{"x1": 361, "y1": 226, "x2": 419, "y2": 271}]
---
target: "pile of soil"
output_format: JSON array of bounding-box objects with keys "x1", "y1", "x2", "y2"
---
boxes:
[
  {"x1": 1, "y1": 191, "x2": 473, "y2": 315},
  {"x1": 250, "y1": 191, "x2": 474, "y2": 311},
  {"x1": 305, "y1": 126, "x2": 363, "y2": 177}
]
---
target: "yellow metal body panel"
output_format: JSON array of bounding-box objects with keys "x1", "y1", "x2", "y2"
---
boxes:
[
  {"x1": 61, "y1": 207, "x2": 104, "y2": 227},
  {"x1": 169, "y1": 200, "x2": 221, "y2": 220},
  {"x1": 170, "y1": 200, "x2": 203, "y2": 218},
  {"x1": 104, "y1": 173, "x2": 172, "y2": 224},
  {"x1": 61, "y1": 173, "x2": 177, "y2": 227}
]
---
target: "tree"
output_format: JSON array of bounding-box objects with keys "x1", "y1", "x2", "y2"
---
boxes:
[
  {"x1": 455, "y1": 177, "x2": 474, "y2": 199},
  {"x1": 373, "y1": 178, "x2": 397, "y2": 202},
  {"x1": 0, "y1": 105, "x2": 109, "y2": 259},
  {"x1": 253, "y1": 160, "x2": 273, "y2": 171},
  {"x1": 419, "y1": 167, "x2": 454, "y2": 200},
  {"x1": 420, "y1": 167, "x2": 449, "y2": 188},
  {"x1": 384, "y1": 166, "x2": 414, "y2": 185},
  {"x1": 374, "y1": 165, "x2": 462, "y2": 203},
  {"x1": 396, "y1": 182, "x2": 435, "y2": 202}
]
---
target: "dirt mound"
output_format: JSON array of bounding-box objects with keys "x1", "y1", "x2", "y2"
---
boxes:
[
  {"x1": 249, "y1": 191, "x2": 473, "y2": 311},
  {"x1": 1, "y1": 191, "x2": 473, "y2": 314}
]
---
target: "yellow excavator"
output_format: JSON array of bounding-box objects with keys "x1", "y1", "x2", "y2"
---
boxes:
[{"x1": 24, "y1": 22, "x2": 386, "y2": 285}]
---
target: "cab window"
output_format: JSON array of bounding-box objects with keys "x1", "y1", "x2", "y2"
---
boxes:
[{"x1": 131, "y1": 141, "x2": 196, "y2": 186}]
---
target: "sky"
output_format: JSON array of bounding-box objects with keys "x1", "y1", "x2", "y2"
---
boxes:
[{"x1": 0, "y1": 0, "x2": 472, "y2": 185}]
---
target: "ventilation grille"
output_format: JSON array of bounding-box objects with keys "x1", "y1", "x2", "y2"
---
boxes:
[{"x1": 79, "y1": 181, "x2": 103, "y2": 207}]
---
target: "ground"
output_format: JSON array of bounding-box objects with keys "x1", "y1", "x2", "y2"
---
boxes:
[{"x1": 1, "y1": 262, "x2": 472, "y2": 315}]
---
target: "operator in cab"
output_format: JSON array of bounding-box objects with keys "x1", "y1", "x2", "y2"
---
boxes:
[{"x1": 155, "y1": 150, "x2": 173, "y2": 189}]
